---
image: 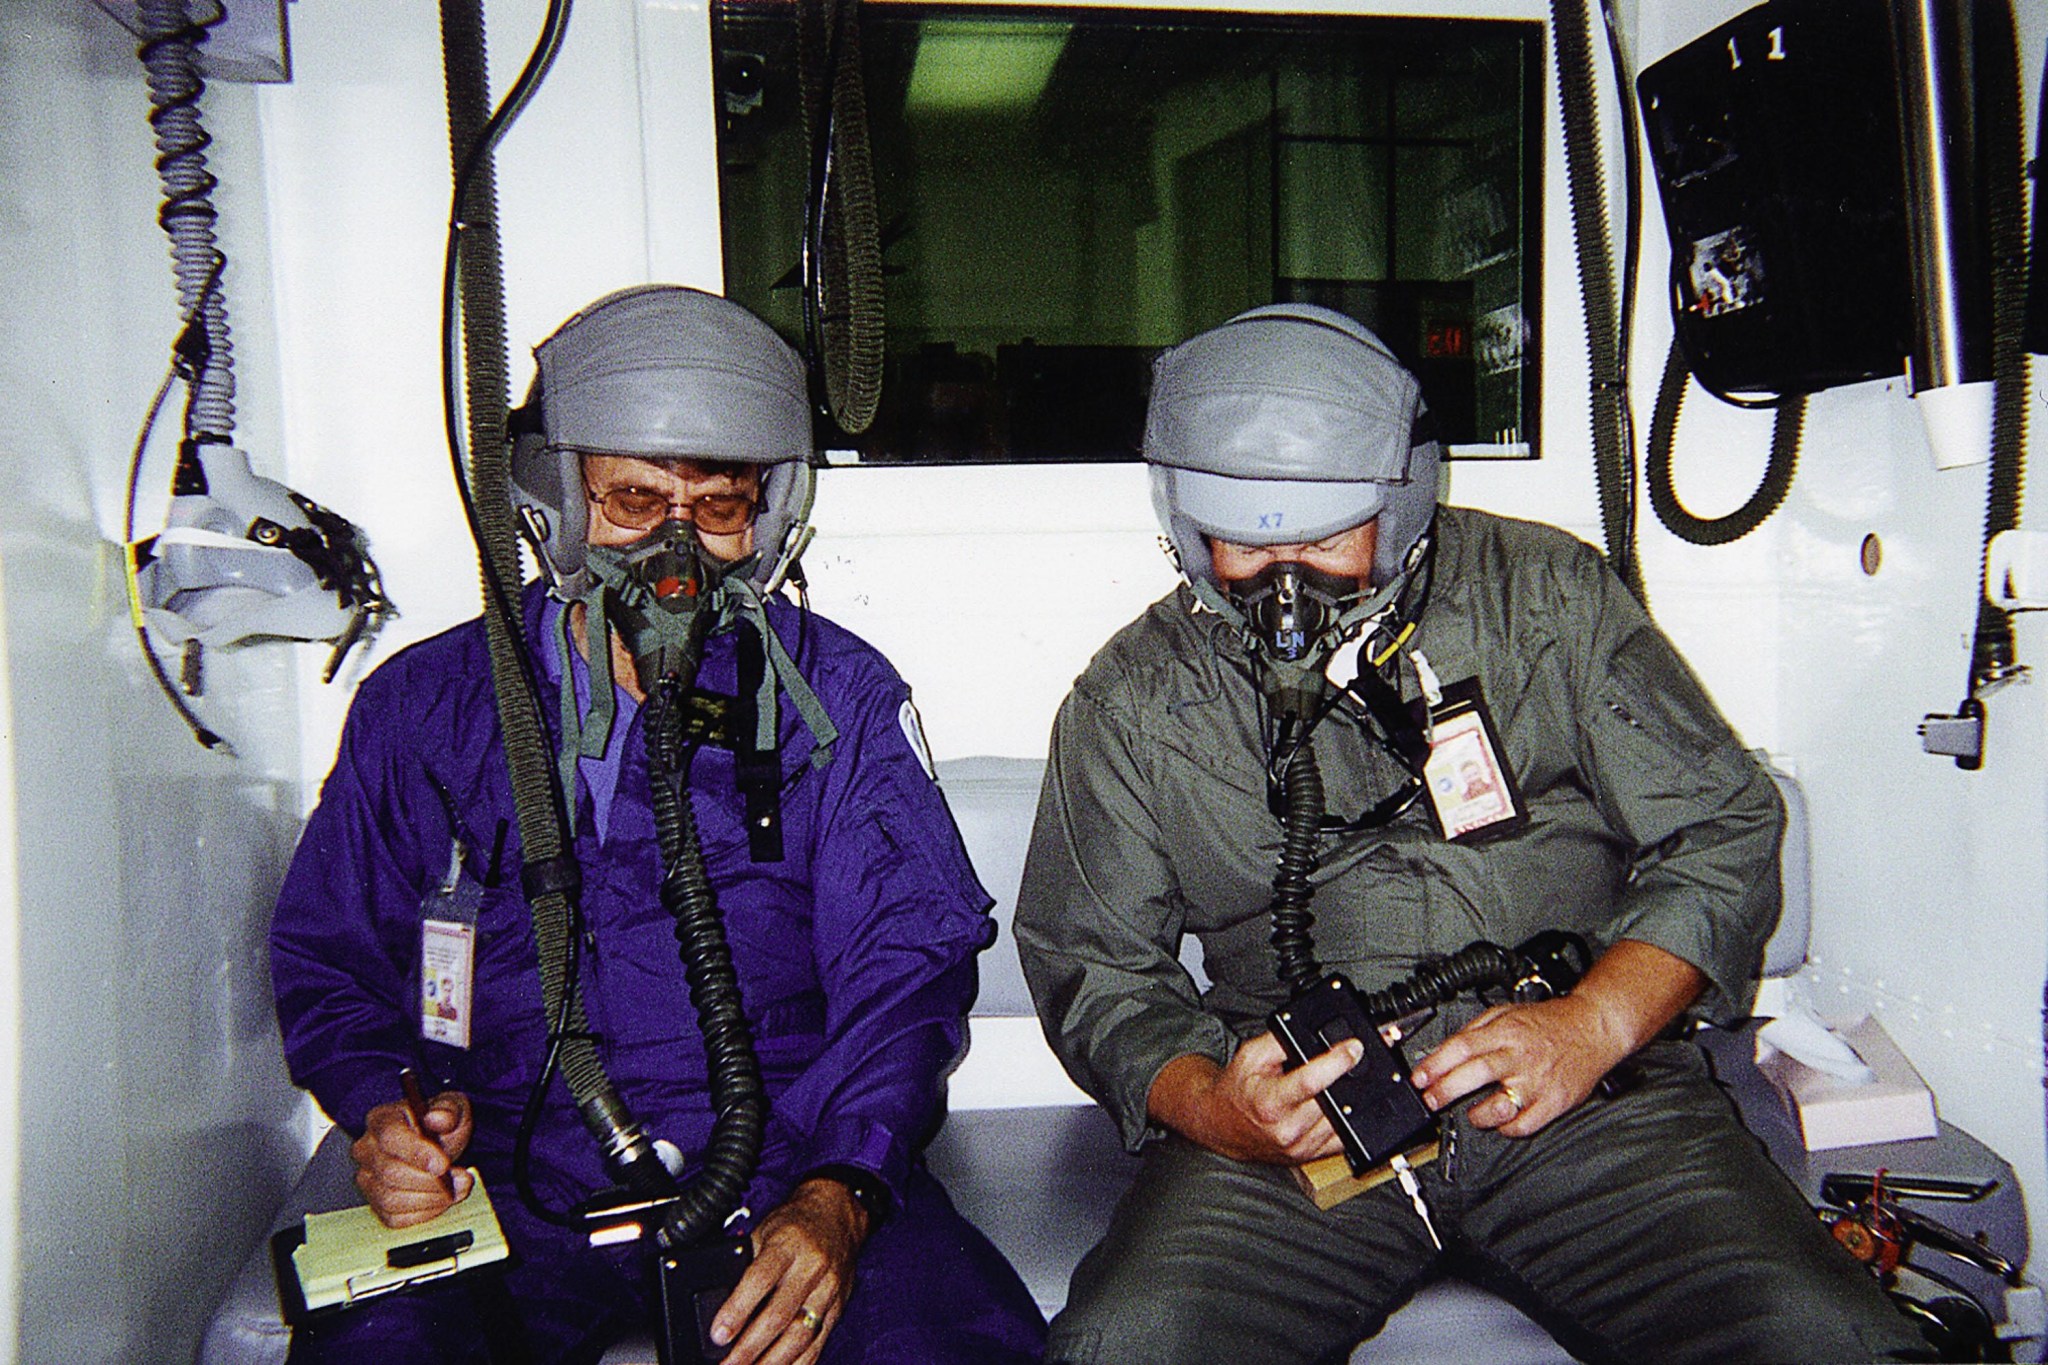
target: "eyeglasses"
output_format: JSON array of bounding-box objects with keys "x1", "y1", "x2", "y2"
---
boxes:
[{"x1": 585, "y1": 484, "x2": 761, "y2": 536}]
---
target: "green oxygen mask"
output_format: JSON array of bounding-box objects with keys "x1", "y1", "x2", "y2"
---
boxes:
[
  {"x1": 584, "y1": 524, "x2": 744, "y2": 693},
  {"x1": 554, "y1": 521, "x2": 838, "y2": 848}
]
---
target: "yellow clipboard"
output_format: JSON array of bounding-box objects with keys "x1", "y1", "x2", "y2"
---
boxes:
[{"x1": 274, "y1": 1171, "x2": 510, "y2": 1321}]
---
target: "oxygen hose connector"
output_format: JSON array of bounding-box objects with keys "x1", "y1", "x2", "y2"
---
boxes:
[
  {"x1": 1351, "y1": 932, "x2": 1593, "y2": 1023},
  {"x1": 579, "y1": 1092, "x2": 679, "y2": 1200}
]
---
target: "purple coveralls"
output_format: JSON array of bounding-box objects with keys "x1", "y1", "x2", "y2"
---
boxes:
[{"x1": 270, "y1": 586, "x2": 1046, "y2": 1363}]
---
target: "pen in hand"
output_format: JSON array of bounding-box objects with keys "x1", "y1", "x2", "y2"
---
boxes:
[{"x1": 399, "y1": 1067, "x2": 458, "y2": 1199}]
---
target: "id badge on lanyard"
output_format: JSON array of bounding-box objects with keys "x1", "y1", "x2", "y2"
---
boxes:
[
  {"x1": 420, "y1": 840, "x2": 482, "y2": 1049},
  {"x1": 1410, "y1": 652, "x2": 1529, "y2": 844}
]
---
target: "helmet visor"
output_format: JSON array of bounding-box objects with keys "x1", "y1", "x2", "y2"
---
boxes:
[{"x1": 1169, "y1": 468, "x2": 1387, "y2": 548}]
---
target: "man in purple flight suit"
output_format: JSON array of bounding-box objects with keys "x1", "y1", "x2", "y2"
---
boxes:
[{"x1": 271, "y1": 286, "x2": 1046, "y2": 1365}]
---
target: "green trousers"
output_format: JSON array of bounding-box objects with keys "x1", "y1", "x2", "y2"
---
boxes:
[{"x1": 1048, "y1": 1041, "x2": 1926, "y2": 1365}]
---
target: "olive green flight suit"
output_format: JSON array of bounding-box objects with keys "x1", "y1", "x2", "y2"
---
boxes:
[{"x1": 1016, "y1": 508, "x2": 1924, "y2": 1364}]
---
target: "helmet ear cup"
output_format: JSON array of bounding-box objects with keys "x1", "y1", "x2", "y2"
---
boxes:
[
  {"x1": 751, "y1": 458, "x2": 815, "y2": 591},
  {"x1": 509, "y1": 383, "x2": 593, "y2": 590},
  {"x1": 1374, "y1": 435, "x2": 1440, "y2": 586},
  {"x1": 1152, "y1": 466, "x2": 1226, "y2": 593}
]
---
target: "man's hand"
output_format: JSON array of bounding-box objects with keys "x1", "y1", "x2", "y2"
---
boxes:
[
  {"x1": 1147, "y1": 1032, "x2": 1364, "y2": 1164},
  {"x1": 352, "y1": 1089, "x2": 474, "y2": 1228},
  {"x1": 1409, "y1": 940, "x2": 1706, "y2": 1138},
  {"x1": 710, "y1": 1177, "x2": 871, "y2": 1365},
  {"x1": 1409, "y1": 994, "x2": 1625, "y2": 1136}
]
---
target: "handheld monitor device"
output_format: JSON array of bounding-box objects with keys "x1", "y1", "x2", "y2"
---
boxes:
[{"x1": 1270, "y1": 976, "x2": 1437, "y2": 1175}]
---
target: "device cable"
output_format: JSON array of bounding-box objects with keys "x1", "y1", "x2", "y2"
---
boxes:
[{"x1": 123, "y1": 357, "x2": 228, "y2": 751}]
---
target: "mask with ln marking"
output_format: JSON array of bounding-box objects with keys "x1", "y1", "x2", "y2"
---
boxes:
[{"x1": 1225, "y1": 559, "x2": 1367, "y2": 719}]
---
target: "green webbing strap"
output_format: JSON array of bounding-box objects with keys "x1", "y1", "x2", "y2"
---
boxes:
[
  {"x1": 584, "y1": 599, "x2": 618, "y2": 758},
  {"x1": 552, "y1": 599, "x2": 621, "y2": 835},
  {"x1": 732, "y1": 586, "x2": 838, "y2": 770}
]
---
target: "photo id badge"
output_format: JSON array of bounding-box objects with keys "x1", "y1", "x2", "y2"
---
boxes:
[
  {"x1": 1415, "y1": 678, "x2": 1528, "y2": 843},
  {"x1": 421, "y1": 921, "x2": 474, "y2": 1048},
  {"x1": 420, "y1": 841, "x2": 481, "y2": 1049}
]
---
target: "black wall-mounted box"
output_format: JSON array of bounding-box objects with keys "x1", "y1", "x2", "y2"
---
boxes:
[{"x1": 1638, "y1": 0, "x2": 1911, "y2": 397}]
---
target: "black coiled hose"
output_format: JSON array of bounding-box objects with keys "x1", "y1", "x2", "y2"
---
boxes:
[
  {"x1": 1268, "y1": 737, "x2": 1326, "y2": 994},
  {"x1": 1970, "y1": 0, "x2": 2028, "y2": 705},
  {"x1": 1355, "y1": 942, "x2": 1521, "y2": 1022},
  {"x1": 1552, "y1": 0, "x2": 1643, "y2": 602},
  {"x1": 138, "y1": 0, "x2": 233, "y2": 444},
  {"x1": 1264, "y1": 724, "x2": 1587, "y2": 1018},
  {"x1": 644, "y1": 674, "x2": 768, "y2": 1244},
  {"x1": 797, "y1": 0, "x2": 885, "y2": 435},
  {"x1": 1645, "y1": 339, "x2": 1803, "y2": 546}
]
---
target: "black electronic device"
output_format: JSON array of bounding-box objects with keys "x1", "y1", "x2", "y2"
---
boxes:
[
  {"x1": 1820, "y1": 1171, "x2": 1998, "y2": 1207},
  {"x1": 1636, "y1": 0, "x2": 1910, "y2": 397},
  {"x1": 1268, "y1": 934, "x2": 1593, "y2": 1178},
  {"x1": 1270, "y1": 975, "x2": 1438, "y2": 1176},
  {"x1": 652, "y1": 1235, "x2": 753, "y2": 1365}
]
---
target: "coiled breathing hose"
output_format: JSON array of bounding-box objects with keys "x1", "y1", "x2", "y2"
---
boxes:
[
  {"x1": 1552, "y1": 0, "x2": 1643, "y2": 601},
  {"x1": 797, "y1": 0, "x2": 885, "y2": 434},
  {"x1": 437, "y1": 0, "x2": 636, "y2": 1224},
  {"x1": 1356, "y1": 943, "x2": 1522, "y2": 1022},
  {"x1": 645, "y1": 666, "x2": 768, "y2": 1241},
  {"x1": 139, "y1": 0, "x2": 232, "y2": 445},
  {"x1": 1268, "y1": 737, "x2": 1327, "y2": 995},
  {"x1": 1645, "y1": 341, "x2": 1804, "y2": 546},
  {"x1": 1967, "y1": 0, "x2": 2028, "y2": 719}
]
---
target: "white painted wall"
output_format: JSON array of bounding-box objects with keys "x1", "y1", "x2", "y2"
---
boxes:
[
  {"x1": 259, "y1": 0, "x2": 729, "y2": 795},
  {"x1": 1, "y1": 6, "x2": 320, "y2": 1362}
]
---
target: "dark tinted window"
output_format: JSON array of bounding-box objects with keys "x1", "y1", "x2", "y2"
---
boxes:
[{"x1": 713, "y1": 6, "x2": 1541, "y2": 463}]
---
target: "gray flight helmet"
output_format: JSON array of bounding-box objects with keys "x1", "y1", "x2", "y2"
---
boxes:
[
  {"x1": 510, "y1": 284, "x2": 816, "y2": 595},
  {"x1": 1145, "y1": 303, "x2": 1442, "y2": 592}
]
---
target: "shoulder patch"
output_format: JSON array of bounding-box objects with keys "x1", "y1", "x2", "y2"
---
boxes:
[{"x1": 898, "y1": 696, "x2": 937, "y2": 779}]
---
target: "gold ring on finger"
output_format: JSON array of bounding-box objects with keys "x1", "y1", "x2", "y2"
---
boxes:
[{"x1": 799, "y1": 1306, "x2": 824, "y2": 1334}]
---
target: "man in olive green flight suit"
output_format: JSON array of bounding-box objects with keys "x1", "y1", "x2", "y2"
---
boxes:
[{"x1": 1015, "y1": 305, "x2": 1924, "y2": 1365}]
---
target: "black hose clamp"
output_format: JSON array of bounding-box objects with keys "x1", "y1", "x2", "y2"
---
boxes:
[{"x1": 522, "y1": 852, "x2": 583, "y2": 903}]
